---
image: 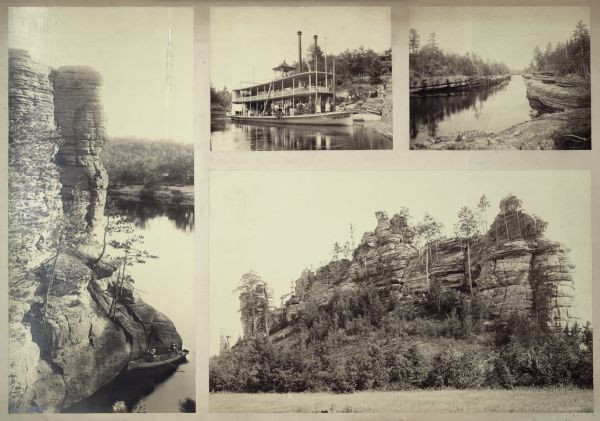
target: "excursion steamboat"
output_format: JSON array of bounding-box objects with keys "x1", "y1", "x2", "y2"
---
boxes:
[{"x1": 230, "y1": 31, "x2": 353, "y2": 126}]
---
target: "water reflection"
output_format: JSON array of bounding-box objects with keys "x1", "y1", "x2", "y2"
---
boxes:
[
  {"x1": 410, "y1": 77, "x2": 532, "y2": 146},
  {"x1": 211, "y1": 120, "x2": 392, "y2": 151},
  {"x1": 67, "y1": 197, "x2": 196, "y2": 413},
  {"x1": 112, "y1": 198, "x2": 194, "y2": 233},
  {"x1": 65, "y1": 360, "x2": 190, "y2": 413}
]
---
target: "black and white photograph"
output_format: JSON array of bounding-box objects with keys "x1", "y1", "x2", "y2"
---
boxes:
[
  {"x1": 409, "y1": 7, "x2": 591, "y2": 150},
  {"x1": 8, "y1": 7, "x2": 195, "y2": 413},
  {"x1": 210, "y1": 7, "x2": 392, "y2": 151},
  {"x1": 209, "y1": 171, "x2": 592, "y2": 413}
]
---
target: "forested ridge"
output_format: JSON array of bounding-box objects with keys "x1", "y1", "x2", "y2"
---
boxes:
[
  {"x1": 409, "y1": 29, "x2": 509, "y2": 78},
  {"x1": 526, "y1": 21, "x2": 590, "y2": 78},
  {"x1": 210, "y1": 197, "x2": 592, "y2": 394},
  {"x1": 101, "y1": 137, "x2": 193, "y2": 187},
  {"x1": 211, "y1": 281, "x2": 592, "y2": 393}
]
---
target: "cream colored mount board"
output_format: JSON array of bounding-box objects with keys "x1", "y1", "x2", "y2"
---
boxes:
[{"x1": 0, "y1": 0, "x2": 599, "y2": 420}]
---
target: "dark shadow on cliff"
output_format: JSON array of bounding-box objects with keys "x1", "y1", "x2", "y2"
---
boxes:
[{"x1": 64, "y1": 358, "x2": 190, "y2": 413}]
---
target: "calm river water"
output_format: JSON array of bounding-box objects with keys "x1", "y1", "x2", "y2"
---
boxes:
[
  {"x1": 66, "y1": 198, "x2": 195, "y2": 413},
  {"x1": 211, "y1": 119, "x2": 392, "y2": 151},
  {"x1": 410, "y1": 76, "x2": 532, "y2": 145}
]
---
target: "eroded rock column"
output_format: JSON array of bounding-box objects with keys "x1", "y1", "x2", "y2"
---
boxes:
[{"x1": 53, "y1": 66, "x2": 108, "y2": 229}]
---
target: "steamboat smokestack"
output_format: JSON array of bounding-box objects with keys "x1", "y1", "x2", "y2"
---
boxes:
[
  {"x1": 297, "y1": 31, "x2": 303, "y2": 72},
  {"x1": 313, "y1": 35, "x2": 318, "y2": 70}
]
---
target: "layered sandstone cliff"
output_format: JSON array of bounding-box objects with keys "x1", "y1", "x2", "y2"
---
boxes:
[
  {"x1": 524, "y1": 74, "x2": 591, "y2": 113},
  {"x1": 53, "y1": 66, "x2": 108, "y2": 228},
  {"x1": 8, "y1": 49, "x2": 181, "y2": 413},
  {"x1": 279, "y1": 196, "x2": 575, "y2": 331}
]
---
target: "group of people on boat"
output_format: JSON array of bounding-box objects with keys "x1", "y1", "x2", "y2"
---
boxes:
[
  {"x1": 145, "y1": 343, "x2": 179, "y2": 361},
  {"x1": 246, "y1": 97, "x2": 335, "y2": 118}
]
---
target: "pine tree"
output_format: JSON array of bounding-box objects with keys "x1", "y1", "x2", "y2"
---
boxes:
[
  {"x1": 409, "y1": 28, "x2": 421, "y2": 54},
  {"x1": 455, "y1": 206, "x2": 478, "y2": 296}
]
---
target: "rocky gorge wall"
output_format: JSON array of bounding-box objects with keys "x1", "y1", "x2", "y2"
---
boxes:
[
  {"x1": 524, "y1": 74, "x2": 591, "y2": 114},
  {"x1": 8, "y1": 49, "x2": 181, "y2": 413},
  {"x1": 53, "y1": 66, "x2": 108, "y2": 228},
  {"x1": 280, "y1": 196, "x2": 575, "y2": 331}
]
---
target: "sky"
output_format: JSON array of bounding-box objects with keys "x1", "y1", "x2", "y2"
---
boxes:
[
  {"x1": 410, "y1": 7, "x2": 590, "y2": 71},
  {"x1": 9, "y1": 7, "x2": 194, "y2": 143},
  {"x1": 210, "y1": 171, "x2": 592, "y2": 356},
  {"x1": 210, "y1": 7, "x2": 391, "y2": 91}
]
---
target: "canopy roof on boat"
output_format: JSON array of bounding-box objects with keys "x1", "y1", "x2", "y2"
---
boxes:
[
  {"x1": 272, "y1": 61, "x2": 296, "y2": 72},
  {"x1": 234, "y1": 70, "x2": 333, "y2": 93}
]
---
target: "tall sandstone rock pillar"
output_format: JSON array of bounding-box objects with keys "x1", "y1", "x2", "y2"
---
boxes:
[
  {"x1": 53, "y1": 66, "x2": 108, "y2": 229},
  {"x1": 8, "y1": 49, "x2": 64, "y2": 269}
]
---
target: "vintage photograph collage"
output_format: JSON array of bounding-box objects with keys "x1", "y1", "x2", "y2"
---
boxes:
[{"x1": 1, "y1": 0, "x2": 598, "y2": 419}]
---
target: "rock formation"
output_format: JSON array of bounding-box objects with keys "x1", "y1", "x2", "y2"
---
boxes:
[
  {"x1": 524, "y1": 74, "x2": 591, "y2": 113},
  {"x1": 53, "y1": 66, "x2": 108, "y2": 229},
  {"x1": 279, "y1": 195, "x2": 575, "y2": 332},
  {"x1": 8, "y1": 49, "x2": 63, "y2": 270},
  {"x1": 8, "y1": 49, "x2": 182, "y2": 413}
]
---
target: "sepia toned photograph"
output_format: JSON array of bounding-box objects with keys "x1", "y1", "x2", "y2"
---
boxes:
[
  {"x1": 209, "y1": 171, "x2": 592, "y2": 413},
  {"x1": 409, "y1": 7, "x2": 591, "y2": 150},
  {"x1": 8, "y1": 7, "x2": 195, "y2": 413},
  {"x1": 210, "y1": 7, "x2": 392, "y2": 151}
]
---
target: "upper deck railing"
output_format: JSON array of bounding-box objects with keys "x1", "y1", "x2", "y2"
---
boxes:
[{"x1": 232, "y1": 85, "x2": 333, "y2": 103}]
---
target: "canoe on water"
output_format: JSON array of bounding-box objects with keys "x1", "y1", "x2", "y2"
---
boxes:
[{"x1": 127, "y1": 349, "x2": 189, "y2": 371}]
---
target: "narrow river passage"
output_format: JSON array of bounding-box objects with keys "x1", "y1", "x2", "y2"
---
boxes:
[{"x1": 410, "y1": 76, "x2": 533, "y2": 145}]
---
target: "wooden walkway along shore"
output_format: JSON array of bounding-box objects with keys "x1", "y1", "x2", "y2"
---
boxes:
[{"x1": 410, "y1": 74, "x2": 511, "y2": 95}]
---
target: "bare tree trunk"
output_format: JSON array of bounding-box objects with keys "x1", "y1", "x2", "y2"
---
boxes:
[
  {"x1": 425, "y1": 243, "x2": 430, "y2": 291},
  {"x1": 117, "y1": 253, "x2": 128, "y2": 298},
  {"x1": 495, "y1": 225, "x2": 499, "y2": 248},
  {"x1": 93, "y1": 216, "x2": 110, "y2": 266},
  {"x1": 503, "y1": 212, "x2": 511, "y2": 242},
  {"x1": 467, "y1": 242, "x2": 473, "y2": 296},
  {"x1": 263, "y1": 289, "x2": 270, "y2": 336},
  {"x1": 109, "y1": 254, "x2": 127, "y2": 319}
]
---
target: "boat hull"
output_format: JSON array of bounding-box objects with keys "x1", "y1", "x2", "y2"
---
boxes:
[
  {"x1": 230, "y1": 111, "x2": 353, "y2": 126},
  {"x1": 127, "y1": 350, "x2": 189, "y2": 371}
]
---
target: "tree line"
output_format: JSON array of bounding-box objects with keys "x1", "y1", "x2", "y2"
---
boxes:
[
  {"x1": 526, "y1": 21, "x2": 590, "y2": 79},
  {"x1": 211, "y1": 86, "x2": 232, "y2": 111},
  {"x1": 101, "y1": 137, "x2": 194, "y2": 187},
  {"x1": 409, "y1": 29, "x2": 510, "y2": 78},
  {"x1": 294, "y1": 44, "x2": 390, "y2": 85},
  {"x1": 211, "y1": 281, "x2": 592, "y2": 393}
]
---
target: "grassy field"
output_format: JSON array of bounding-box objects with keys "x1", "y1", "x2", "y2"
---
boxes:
[{"x1": 209, "y1": 388, "x2": 593, "y2": 413}]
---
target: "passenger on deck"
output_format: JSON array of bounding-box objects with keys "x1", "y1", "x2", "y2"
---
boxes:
[{"x1": 146, "y1": 348, "x2": 157, "y2": 361}]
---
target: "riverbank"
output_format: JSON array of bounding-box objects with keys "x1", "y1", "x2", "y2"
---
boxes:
[
  {"x1": 412, "y1": 73, "x2": 590, "y2": 150},
  {"x1": 360, "y1": 94, "x2": 393, "y2": 140},
  {"x1": 108, "y1": 185, "x2": 194, "y2": 206},
  {"x1": 412, "y1": 107, "x2": 590, "y2": 150},
  {"x1": 410, "y1": 74, "x2": 511, "y2": 94},
  {"x1": 209, "y1": 388, "x2": 592, "y2": 413}
]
